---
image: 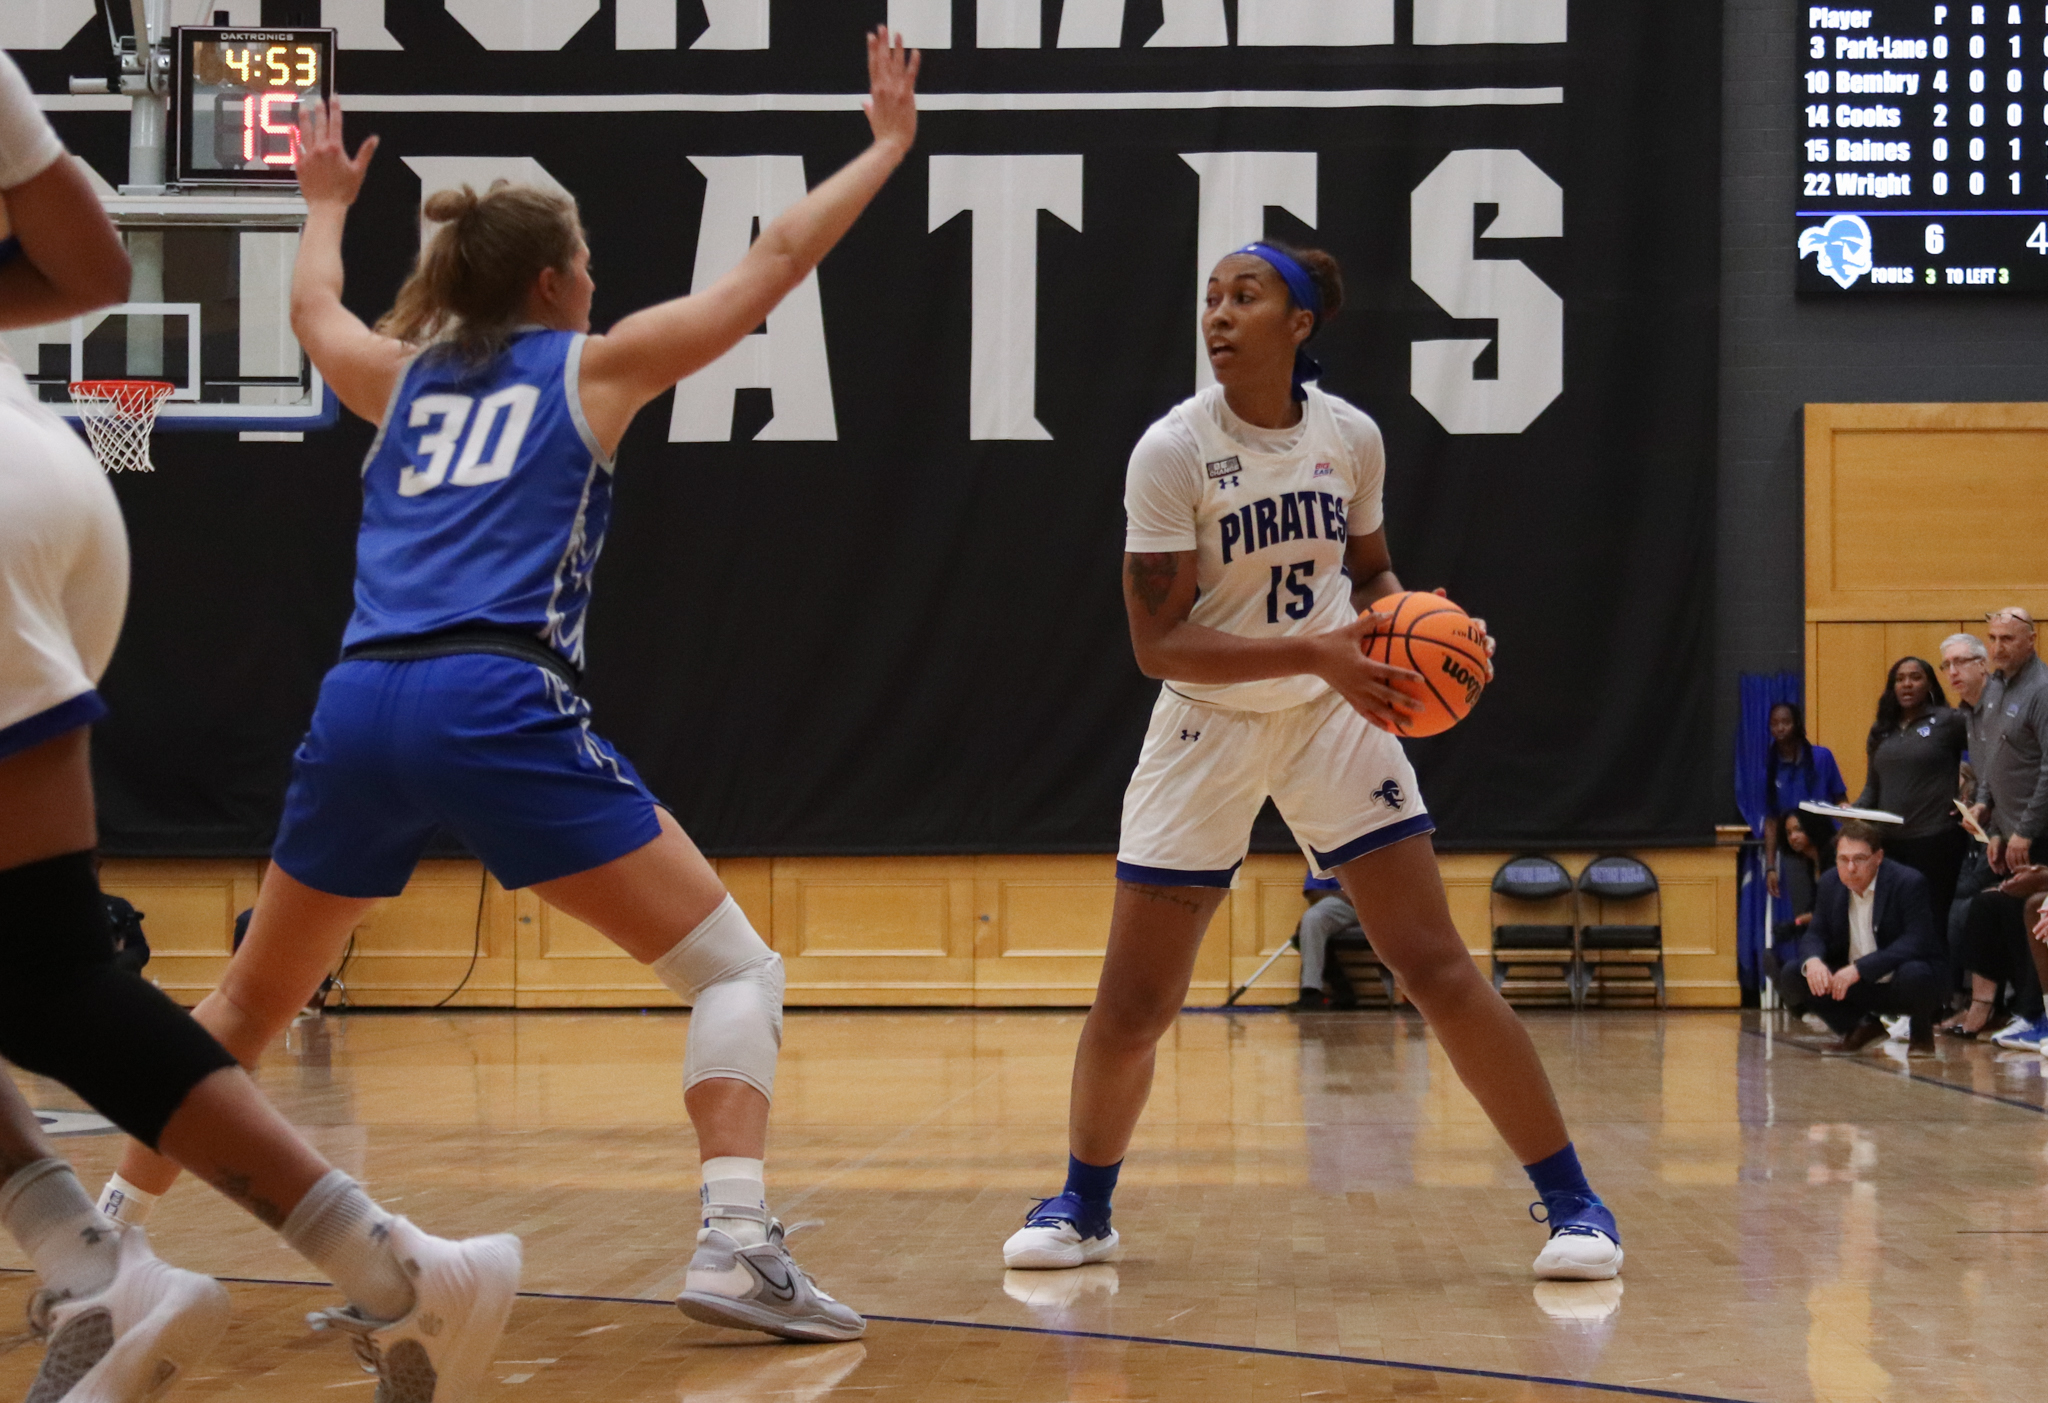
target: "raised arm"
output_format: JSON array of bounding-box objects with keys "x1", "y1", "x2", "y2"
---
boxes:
[
  {"x1": 0, "y1": 44, "x2": 127, "y2": 327},
  {"x1": 288, "y1": 100, "x2": 409, "y2": 422},
  {"x1": 1123, "y1": 551, "x2": 1421, "y2": 729},
  {"x1": 575, "y1": 28, "x2": 919, "y2": 453}
]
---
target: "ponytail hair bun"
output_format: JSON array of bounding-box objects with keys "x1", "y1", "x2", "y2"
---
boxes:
[
  {"x1": 1271, "y1": 243, "x2": 1345, "y2": 323},
  {"x1": 421, "y1": 186, "x2": 482, "y2": 225}
]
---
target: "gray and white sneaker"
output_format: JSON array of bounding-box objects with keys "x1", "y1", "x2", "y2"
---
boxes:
[
  {"x1": 307, "y1": 1217, "x2": 522, "y2": 1402},
  {"x1": 24, "y1": 1223, "x2": 229, "y2": 1403},
  {"x1": 675, "y1": 1212, "x2": 864, "y2": 1342}
]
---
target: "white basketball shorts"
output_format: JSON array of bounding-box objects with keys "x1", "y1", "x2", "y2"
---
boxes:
[
  {"x1": 0, "y1": 363, "x2": 128, "y2": 761},
  {"x1": 1115, "y1": 684, "x2": 1433, "y2": 888}
]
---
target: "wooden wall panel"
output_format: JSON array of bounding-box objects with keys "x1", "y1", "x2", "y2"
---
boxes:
[
  {"x1": 101, "y1": 849, "x2": 1740, "y2": 1009},
  {"x1": 98, "y1": 859, "x2": 259, "y2": 1000},
  {"x1": 777, "y1": 858, "x2": 976, "y2": 1005},
  {"x1": 1806, "y1": 404, "x2": 2048, "y2": 621}
]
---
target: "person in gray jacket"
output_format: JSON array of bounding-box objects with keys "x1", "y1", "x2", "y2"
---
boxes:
[{"x1": 1970, "y1": 608, "x2": 2048, "y2": 873}]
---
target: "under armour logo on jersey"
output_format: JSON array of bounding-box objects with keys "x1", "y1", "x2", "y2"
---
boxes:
[
  {"x1": 1205, "y1": 455, "x2": 1243, "y2": 480},
  {"x1": 1371, "y1": 779, "x2": 1405, "y2": 810},
  {"x1": 1180, "y1": 729, "x2": 1202, "y2": 742}
]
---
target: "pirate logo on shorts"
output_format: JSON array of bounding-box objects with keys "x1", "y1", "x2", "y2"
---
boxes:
[{"x1": 1370, "y1": 779, "x2": 1405, "y2": 810}]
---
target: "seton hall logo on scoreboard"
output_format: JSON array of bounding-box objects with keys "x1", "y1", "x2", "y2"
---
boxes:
[{"x1": 1799, "y1": 214, "x2": 1876, "y2": 288}]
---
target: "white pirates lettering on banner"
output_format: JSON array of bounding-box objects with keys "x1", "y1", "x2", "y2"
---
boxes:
[
  {"x1": 1238, "y1": 0, "x2": 1393, "y2": 47},
  {"x1": 1180, "y1": 152, "x2": 1318, "y2": 389},
  {"x1": 690, "y1": 0, "x2": 771, "y2": 51},
  {"x1": 1414, "y1": 0, "x2": 1568, "y2": 45},
  {"x1": 929, "y1": 155, "x2": 1084, "y2": 440},
  {"x1": 446, "y1": 0, "x2": 599, "y2": 51},
  {"x1": 888, "y1": 0, "x2": 953, "y2": 49},
  {"x1": 671, "y1": 156, "x2": 839, "y2": 443},
  {"x1": 1410, "y1": 149, "x2": 1564, "y2": 435},
  {"x1": 325, "y1": 0, "x2": 403, "y2": 50}
]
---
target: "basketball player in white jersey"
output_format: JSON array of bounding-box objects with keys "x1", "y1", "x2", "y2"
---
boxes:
[
  {"x1": 0, "y1": 48, "x2": 522, "y2": 1401},
  {"x1": 98, "y1": 30, "x2": 921, "y2": 1346},
  {"x1": 1001, "y1": 243, "x2": 1622, "y2": 1282}
]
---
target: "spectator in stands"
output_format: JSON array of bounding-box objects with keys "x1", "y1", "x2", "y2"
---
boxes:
[
  {"x1": 1296, "y1": 873, "x2": 1362, "y2": 1010},
  {"x1": 1941, "y1": 632, "x2": 1995, "y2": 1008},
  {"x1": 1762, "y1": 809, "x2": 1833, "y2": 1010},
  {"x1": 1779, "y1": 820, "x2": 1942, "y2": 1056},
  {"x1": 1764, "y1": 701, "x2": 1847, "y2": 905},
  {"x1": 1858, "y1": 656, "x2": 1968, "y2": 922},
  {"x1": 1947, "y1": 609, "x2": 2048, "y2": 1041},
  {"x1": 1970, "y1": 608, "x2": 2048, "y2": 874}
]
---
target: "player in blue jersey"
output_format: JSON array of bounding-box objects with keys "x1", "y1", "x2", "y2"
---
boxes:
[
  {"x1": 999, "y1": 242, "x2": 1622, "y2": 1283},
  {"x1": 101, "y1": 29, "x2": 921, "y2": 1344}
]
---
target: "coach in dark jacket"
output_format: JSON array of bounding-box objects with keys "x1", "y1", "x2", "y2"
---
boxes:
[{"x1": 1775, "y1": 820, "x2": 1945, "y2": 1056}]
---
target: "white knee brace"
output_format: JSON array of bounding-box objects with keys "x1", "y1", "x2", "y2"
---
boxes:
[{"x1": 651, "y1": 896, "x2": 785, "y2": 1100}]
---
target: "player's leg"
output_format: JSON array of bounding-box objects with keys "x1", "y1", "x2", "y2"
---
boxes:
[
  {"x1": 532, "y1": 809, "x2": 862, "y2": 1342},
  {"x1": 1006, "y1": 692, "x2": 1262, "y2": 1270},
  {"x1": 103, "y1": 864, "x2": 373, "y2": 1220},
  {"x1": 1277, "y1": 695, "x2": 1619, "y2": 1280},
  {"x1": 1331, "y1": 839, "x2": 1619, "y2": 1278}
]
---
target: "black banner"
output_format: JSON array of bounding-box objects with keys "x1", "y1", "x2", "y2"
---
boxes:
[{"x1": 23, "y1": 0, "x2": 1720, "y2": 857}]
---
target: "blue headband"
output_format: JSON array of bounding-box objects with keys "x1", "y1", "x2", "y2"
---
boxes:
[{"x1": 1236, "y1": 241, "x2": 1323, "y2": 401}]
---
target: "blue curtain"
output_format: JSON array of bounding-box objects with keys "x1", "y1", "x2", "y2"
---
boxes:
[{"x1": 1735, "y1": 671, "x2": 1803, "y2": 989}]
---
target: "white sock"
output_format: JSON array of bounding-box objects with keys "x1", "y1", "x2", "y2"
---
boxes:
[
  {"x1": 280, "y1": 1170, "x2": 417, "y2": 1322},
  {"x1": 701, "y1": 1156, "x2": 767, "y2": 1247},
  {"x1": 97, "y1": 1173, "x2": 160, "y2": 1227},
  {"x1": 0, "y1": 1160, "x2": 120, "y2": 1301}
]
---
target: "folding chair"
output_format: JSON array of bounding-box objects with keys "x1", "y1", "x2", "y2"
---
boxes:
[
  {"x1": 1576, "y1": 855, "x2": 1665, "y2": 1007},
  {"x1": 1490, "y1": 855, "x2": 1580, "y2": 1007}
]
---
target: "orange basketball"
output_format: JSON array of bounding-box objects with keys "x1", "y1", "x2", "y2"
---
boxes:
[{"x1": 1358, "y1": 591, "x2": 1489, "y2": 737}]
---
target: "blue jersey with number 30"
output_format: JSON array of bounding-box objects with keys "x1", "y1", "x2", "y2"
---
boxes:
[{"x1": 345, "y1": 329, "x2": 613, "y2": 668}]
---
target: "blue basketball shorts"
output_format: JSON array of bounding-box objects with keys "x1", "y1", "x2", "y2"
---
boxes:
[{"x1": 272, "y1": 653, "x2": 663, "y2": 898}]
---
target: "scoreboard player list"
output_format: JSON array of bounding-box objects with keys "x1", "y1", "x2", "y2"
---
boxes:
[{"x1": 1798, "y1": 2, "x2": 2048, "y2": 292}]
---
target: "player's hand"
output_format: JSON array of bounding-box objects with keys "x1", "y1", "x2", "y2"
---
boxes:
[
  {"x1": 1829, "y1": 963, "x2": 1861, "y2": 999},
  {"x1": 1433, "y1": 587, "x2": 1496, "y2": 681},
  {"x1": 1311, "y1": 611, "x2": 1424, "y2": 731},
  {"x1": 863, "y1": 27, "x2": 920, "y2": 155},
  {"x1": 295, "y1": 99, "x2": 378, "y2": 209},
  {"x1": 1803, "y1": 958, "x2": 1832, "y2": 999}
]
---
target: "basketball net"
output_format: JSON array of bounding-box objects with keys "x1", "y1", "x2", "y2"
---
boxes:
[{"x1": 69, "y1": 379, "x2": 174, "y2": 473}]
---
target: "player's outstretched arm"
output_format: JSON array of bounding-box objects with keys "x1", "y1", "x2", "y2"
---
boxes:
[
  {"x1": 577, "y1": 27, "x2": 918, "y2": 450},
  {"x1": 288, "y1": 99, "x2": 409, "y2": 422},
  {"x1": 0, "y1": 156, "x2": 128, "y2": 329},
  {"x1": 1123, "y1": 551, "x2": 1423, "y2": 729}
]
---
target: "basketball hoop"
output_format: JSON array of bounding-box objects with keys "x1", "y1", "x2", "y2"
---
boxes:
[{"x1": 68, "y1": 380, "x2": 175, "y2": 474}]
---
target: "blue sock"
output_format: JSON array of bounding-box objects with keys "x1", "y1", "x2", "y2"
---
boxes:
[
  {"x1": 1063, "y1": 1155, "x2": 1121, "y2": 1206},
  {"x1": 1522, "y1": 1143, "x2": 1594, "y2": 1202}
]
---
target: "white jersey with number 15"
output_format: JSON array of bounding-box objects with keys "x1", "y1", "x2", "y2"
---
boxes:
[{"x1": 1123, "y1": 383, "x2": 1386, "y2": 714}]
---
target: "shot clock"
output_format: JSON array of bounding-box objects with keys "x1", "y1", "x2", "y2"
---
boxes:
[{"x1": 172, "y1": 27, "x2": 335, "y2": 186}]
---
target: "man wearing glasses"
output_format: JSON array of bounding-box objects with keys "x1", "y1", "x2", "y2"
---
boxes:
[
  {"x1": 1786, "y1": 821, "x2": 1944, "y2": 1056},
  {"x1": 1972, "y1": 608, "x2": 2048, "y2": 875}
]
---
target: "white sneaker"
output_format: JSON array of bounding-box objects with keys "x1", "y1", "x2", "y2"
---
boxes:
[
  {"x1": 1533, "y1": 1230, "x2": 1624, "y2": 1282},
  {"x1": 1880, "y1": 1014, "x2": 1910, "y2": 1042},
  {"x1": 676, "y1": 1216, "x2": 865, "y2": 1342},
  {"x1": 1002, "y1": 1195, "x2": 1120, "y2": 1270},
  {"x1": 1989, "y1": 1014, "x2": 2035, "y2": 1046},
  {"x1": 24, "y1": 1223, "x2": 229, "y2": 1403},
  {"x1": 308, "y1": 1218, "x2": 521, "y2": 1402}
]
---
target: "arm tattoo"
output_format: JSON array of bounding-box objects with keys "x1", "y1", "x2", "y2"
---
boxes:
[{"x1": 1128, "y1": 554, "x2": 1180, "y2": 617}]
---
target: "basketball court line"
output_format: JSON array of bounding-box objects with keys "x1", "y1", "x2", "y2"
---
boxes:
[
  {"x1": 1740, "y1": 1024, "x2": 2048, "y2": 1115},
  {"x1": 63, "y1": 1271, "x2": 1757, "y2": 1403}
]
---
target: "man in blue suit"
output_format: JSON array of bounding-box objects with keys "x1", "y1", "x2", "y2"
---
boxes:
[{"x1": 1775, "y1": 820, "x2": 1944, "y2": 1056}]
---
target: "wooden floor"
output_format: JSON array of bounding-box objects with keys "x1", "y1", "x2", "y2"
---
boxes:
[{"x1": 0, "y1": 1006, "x2": 2033, "y2": 1403}]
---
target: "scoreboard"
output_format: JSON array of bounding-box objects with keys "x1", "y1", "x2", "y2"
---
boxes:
[{"x1": 1798, "y1": 2, "x2": 2048, "y2": 292}]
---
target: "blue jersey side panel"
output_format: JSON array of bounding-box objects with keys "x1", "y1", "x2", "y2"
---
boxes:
[{"x1": 344, "y1": 329, "x2": 613, "y2": 667}]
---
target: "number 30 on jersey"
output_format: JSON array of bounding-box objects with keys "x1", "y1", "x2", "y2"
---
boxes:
[{"x1": 399, "y1": 385, "x2": 542, "y2": 497}]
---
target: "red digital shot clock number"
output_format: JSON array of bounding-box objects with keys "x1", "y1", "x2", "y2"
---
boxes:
[{"x1": 172, "y1": 27, "x2": 336, "y2": 186}]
